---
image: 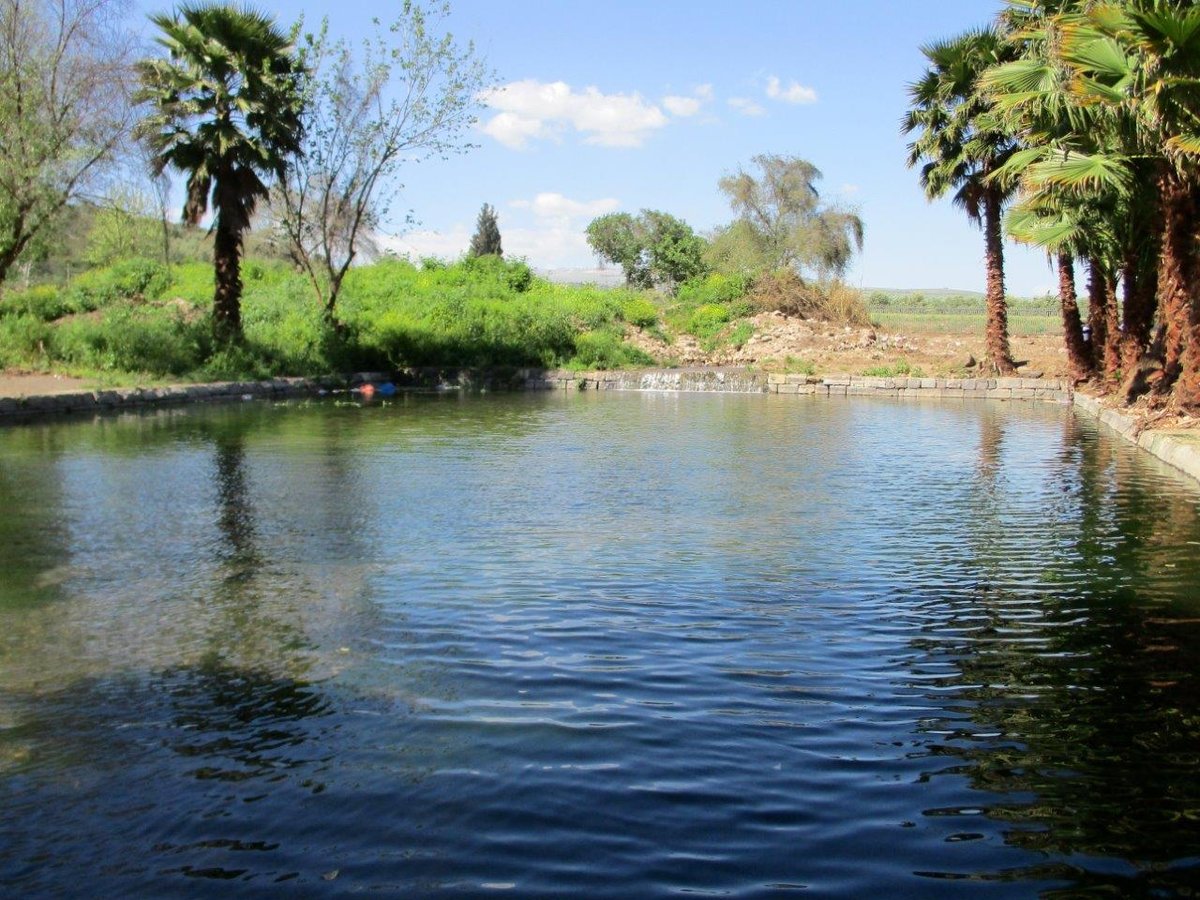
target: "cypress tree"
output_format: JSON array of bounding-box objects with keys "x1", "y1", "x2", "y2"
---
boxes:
[{"x1": 469, "y1": 203, "x2": 502, "y2": 257}]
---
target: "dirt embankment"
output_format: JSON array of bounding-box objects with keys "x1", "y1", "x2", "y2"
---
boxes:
[{"x1": 626, "y1": 310, "x2": 1072, "y2": 378}]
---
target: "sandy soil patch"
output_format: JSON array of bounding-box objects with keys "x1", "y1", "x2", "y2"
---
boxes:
[
  {"x1": 627, "y1": 310, "x2": 1071, "y2": 378},
  {"x1": 0, "y1": 372, "x2": 95, "y2": 397}
]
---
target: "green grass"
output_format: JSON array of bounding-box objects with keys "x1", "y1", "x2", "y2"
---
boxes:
[
  {"x1": 871, "y1": 312, "x2": 1061, "y2": 336},
  {"x1": 861, "y1": 359, "x2": 926, "y2": 378},
  {"x1": 0, "y1": 254, "x2": 667, "y2": 380}
]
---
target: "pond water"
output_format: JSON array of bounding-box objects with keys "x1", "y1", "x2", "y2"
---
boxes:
[{"x1": 2, "y1": 393, "x2": 1199, "y2": 897}]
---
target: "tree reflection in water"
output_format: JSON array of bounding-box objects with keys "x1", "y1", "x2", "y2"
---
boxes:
[{"x1": 906, "y1": 409, "x2": 1200, "y2": 894}]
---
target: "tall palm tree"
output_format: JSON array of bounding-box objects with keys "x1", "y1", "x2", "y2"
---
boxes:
[
  {"x1": 137, "y1": 3, "x2": 305, "y2": 342},
  {"x1": 985, "y1": 0, "x2": 1168, "y2": 392},
  {"x1": 1005, "y1": 199, "x2": 1097, "y2": 380},
  {"x1": 1052, "y1": 1, "x2": 1200, "y2": 408},
  {"x1": 904, "y1": 27, "x2": 1023, "y2": 375}
]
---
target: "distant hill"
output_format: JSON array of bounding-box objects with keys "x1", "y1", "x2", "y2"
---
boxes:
[{"x1": 536, "y1": 266, "x2": 626, "y2": 287}]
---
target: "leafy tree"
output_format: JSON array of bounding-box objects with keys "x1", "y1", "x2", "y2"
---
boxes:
[
  {"x1": 586, "y1": 213, "x2": 647, "y2": 287},
  {"x1": 585, "y1": 210, "x2": 706, "y2": 292},
  {"x1": 274, "y1": 3, "x2": 491, "y2": 323},
  {"x1": 904, "y1": 27, "x2": 1022, "y2": 374},
  {"x1": 0, "y1": 0, "x2": 136, "y2": 289},
  {"x1": 137, "y1": 3, "x2": 306, "y2": 342},
  {"x1": 84, "y1": 187, "x2": 161, "y2": 267},
  {"x1": 469, "y1": 203, "x2": 502, "y2": 257},
  {"x1": 709, "y1": 154, "x2": 863, "y2": 279}
]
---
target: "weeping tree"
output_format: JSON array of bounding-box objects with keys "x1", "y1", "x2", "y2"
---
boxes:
[
  {"x1": 468, "y1": 202, "x2": 502, "y2": 257},
  {"x1": 904, "y1": 27, "x2": 1023, "y2": 375},
  {"x1": 708, "y1": 154, "x2": 863, "y2": 279},
  {"x1": 137, "y1": 3, "x2": 305, "y2": 342}
]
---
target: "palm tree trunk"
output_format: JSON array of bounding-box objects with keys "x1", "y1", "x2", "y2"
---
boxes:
[
  {"x1": 1156, "y1": 169, "x2": 1197, "y2": 396},
  {"x1": 1120, "y1": 252, "x2": 1155, "y2": 377},
  {"x1": 1085, "y1": 259, "x2": 1113, "y2": 376},
  {"x1": 1103, "y1": 270, "x2": 1121, "y2": 379},
  {"x1": 213, "y1": 215, "x2": 243, "y2": 342},
  {"x1": 1057, "y1": 253, "x2": 1090, "y2": 380},
  {"x1": 982, "y1": 189, "x2": 1015, "y2": 375}
]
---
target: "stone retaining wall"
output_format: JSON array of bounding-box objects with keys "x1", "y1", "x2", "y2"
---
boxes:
[{"x1": 564, "y1": 370, "x2": 1073, "y2": 403}]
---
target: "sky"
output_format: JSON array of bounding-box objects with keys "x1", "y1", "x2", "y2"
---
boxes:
[{"x1": 137, "y1": 0, "x2": 1059, "y2": 295}]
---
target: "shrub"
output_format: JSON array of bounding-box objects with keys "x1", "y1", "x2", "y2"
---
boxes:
[
  {"x1": 50, "y1": 306, "x2": 208, "y2": 375},
  {"x1": 687, "y1": 303, "x2": 731, "y2": 340},
  {"x1": 0, "y1": 314, "x2": 53, "y2": 367},
  {"x1": 568, "y1": 329, "x2": 655, "y2": 370},
  {"x1": 747, "y1": 271, "x2": 870, "y2": 325},
  {"x1": 66, "y1": 257, "x2": 171, "y2": 311},
  {"x1": 0, "y1": 284, "x2": 71, "y2": 321},
  {"x1": 619, "y1": 295, "x2": 659, "y2": 328}
]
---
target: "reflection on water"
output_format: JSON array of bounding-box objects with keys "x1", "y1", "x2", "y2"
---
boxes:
[{"x1": 1, "y1": 394, "x2": 1199, "y2": 896}]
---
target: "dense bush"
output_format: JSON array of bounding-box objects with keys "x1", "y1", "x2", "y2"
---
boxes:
[
  {"x1": 0, "y1": 284, "x2": 70, "y2": 321},
  {"x1": 746, "y1": 271, "x2": 870, "y2": 325}
]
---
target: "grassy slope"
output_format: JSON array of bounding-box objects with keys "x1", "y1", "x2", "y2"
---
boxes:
[{"x1": 0, "y1": 255, "x2": 1065, "y2": 384}]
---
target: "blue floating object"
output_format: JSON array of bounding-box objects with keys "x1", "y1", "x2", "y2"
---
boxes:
[{"x1": 377, "y1": 382, "x2": 397, "y2": 396}]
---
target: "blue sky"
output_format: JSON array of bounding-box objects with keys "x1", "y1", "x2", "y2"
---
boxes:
[{"x1": 140, "y1": 0, "x2": 1058, "y2": 295}]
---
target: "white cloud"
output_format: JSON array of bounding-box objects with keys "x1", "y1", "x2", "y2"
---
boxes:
[
  {"x1": 662, "y1": 83, "x2": 713, "y2": 118},
  {"x1": 766, "y1": 76, "x2": 818, "y2": 105},
  {"x1": 663, "y1": 95, "x2": 701, "y2": 117},
  {"x1": 376, "y1": 192, "x2": 624, "y2": 269},
  {"x1": 376, "y1": 226, "x2": 473, "y2": 261},
  {"x1": 511, "y1": 192, "x2": 619, "y2": 219},
  {"x1": 728, "y1": 96, "x2": 766, "y2": 117},
  {"x1": 839, "y1": 183, "x2": 861, "y2": 196},
  {"x1": 480, "y1": 112, "x2": 556, "y2": 149},
  {"x1": 479, "y1": 79, "x2": 668, "y2": 149}
]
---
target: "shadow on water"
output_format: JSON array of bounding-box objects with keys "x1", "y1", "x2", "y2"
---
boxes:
[
  {"x1": 0, "y1": 661, "x2": 344, "y2": 892},
  {"x1": 903, "y1": 408, "x2": 1200, "y2": 895}
]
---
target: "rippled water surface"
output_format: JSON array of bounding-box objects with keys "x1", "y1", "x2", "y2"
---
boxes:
[{"x1": 2, "y1": 393, "x2": 1200, "y2": 897}]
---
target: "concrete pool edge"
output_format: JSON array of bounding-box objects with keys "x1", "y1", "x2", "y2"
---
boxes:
[{"x1": 1072, "y1": 393, "x2": 1200, "y2": 487}]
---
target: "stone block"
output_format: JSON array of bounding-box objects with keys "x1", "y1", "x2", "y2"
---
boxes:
[
  {"x1": 986, "y1": 388, "x2": 1013, "y2": 400},
  {"x1": 768, "y1": 373, "x2": 787, "y2": 385},
  {"x1": 823, "y1": 375, "x2": 851, "y2": 386},
  {"x1": 777, "y1": 383, "x2": 799, "y2": 394},
  {"x1": 1011, "y1": 388, "x2": 1038, "y2": 400},
  {"x1": 796, "y1": 384, "x2": 817, "y2": 395}
]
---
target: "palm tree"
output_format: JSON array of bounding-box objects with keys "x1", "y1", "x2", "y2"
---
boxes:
[
  {"x1": 136, "y1": 3, "x2": 305, "y2": 342},
  {"x1": 904, "y1": 27, "x2": 1023, "y2": 374},
  {"x1": 984, "y1": 1, "x2": 1168, "y2": 393},
  {"x1": 988, "y1": 0, "x2": 1200, "y2": 408},
  {"x1": 1005, "y1": 199, "x2": 1096, "y2": 380},
  {"x1": 1052, "y1": 1, "x2": 1200, "y2": 409}
]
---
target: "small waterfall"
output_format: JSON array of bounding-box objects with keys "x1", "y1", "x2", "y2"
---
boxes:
[{"x1": 605, "y1": 369, "x2": 769, "y2": 394}]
